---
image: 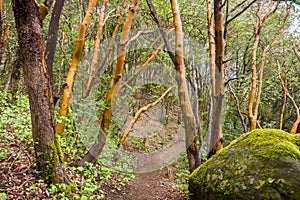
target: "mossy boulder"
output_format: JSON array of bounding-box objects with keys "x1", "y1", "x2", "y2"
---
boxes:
[{"x1": 189, "y1": 129, "x2": 300, "y2": 200}]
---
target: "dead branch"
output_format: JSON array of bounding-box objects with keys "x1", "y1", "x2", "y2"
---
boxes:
[{"x1": 118, "y1": 85, "x2": 175, "y2": 146}]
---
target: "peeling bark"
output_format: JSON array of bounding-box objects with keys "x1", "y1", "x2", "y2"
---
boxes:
[
  {"x1": 85, "y1": 0, "x2": 109, "y2": 95},
  {"x1": 171, "y1": 0, "x2": 200, "y2": 172},
  {"x1": 56, "y1": 0, "x2": 98, "y2": 135},
  {"x1": 206, "y1": 0, "x2": 225, "y2": 159}
]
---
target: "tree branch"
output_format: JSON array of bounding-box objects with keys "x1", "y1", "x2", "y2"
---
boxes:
[
  {"x1": 226, "y1": 0, "x2": 257, "y2": 25},
  {"x1": 146, "y1": 0, "x2": 177, "y2": 67},
  {"x1": 292, "y1": 41, "x2": 300, "y2": 61},
  {"x1": 118, "y1": 85, "x2": 175, "y2": 146},
  {"x1": 228, "y1": 83, "x2": 247, "y2": 133}
]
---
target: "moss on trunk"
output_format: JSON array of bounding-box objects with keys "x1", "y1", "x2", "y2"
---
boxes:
[{"x1": 43, "y1": 135, "x2": 65, "y2": 184}]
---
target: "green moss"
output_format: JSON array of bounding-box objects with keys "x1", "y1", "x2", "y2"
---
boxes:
[
  {"x1": 43, "y1": 134, "x2": 65, "y2": 184},
  {"x1": 44, "y1": 140, "x2": 59, "y2": 184},
  {"x1": 54, "y1": 134, "x2": 65, "y2": 163},
  {"x1": 189, "y1": 129, "x2": 300, "y2": 200}
]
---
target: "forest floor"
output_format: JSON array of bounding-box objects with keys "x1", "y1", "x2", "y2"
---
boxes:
[
  {"x1": 103, "y1": 170, "x2": 189, "y2": 200},
  {"x1": 0, "y1": 86, "x2": 191, "y2": 199},
  {"x1": 0, "y1": 125, "x2": 189, "y2": 199}
]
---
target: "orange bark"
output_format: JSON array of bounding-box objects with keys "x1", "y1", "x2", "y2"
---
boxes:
[
  {"x1": 207, "y1": 0, "x2": 215, "y2": 95},
  {"x1": 85, "y1": 0, "x2": 127, "y2": 96},
  {"x1": 101, "y1": 0, "x2": 139, "y2": 134},
  {"x1": 206, "y1": 0, "x2": 225, "y2": 158},
  {"x1": 78, "y1": 0, "x2": 139, "y2": 165},
  {"x1": 56, "y1": 0, "x2": 98, "y2": 135},
  {"x1": 277, "y1": 61, "x2": 300, "y2": 134},
  {"x1": 248, "y1": 2, "x2": 287, "y2": 131},
  {"x1": 85, "y1": 0, "x2": 108, "y2": 96},
  {"x1": 170, "y1": 0, "x2": 200, "y2": 172}
]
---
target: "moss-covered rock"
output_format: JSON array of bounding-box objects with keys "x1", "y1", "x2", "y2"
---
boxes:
[{"x1": 189, "y1": 129, "x2": 300, "y2": 200}]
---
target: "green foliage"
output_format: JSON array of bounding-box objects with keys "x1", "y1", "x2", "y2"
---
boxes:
[
  {"x1": 0, "y1": 193, "x2": 7, "y2": 200},
  {"x1": 171, "y1": 154, "x2": 191, "y2": 195},
  {"x1": 0, "y1": 91, "x2": 135, "y2": 198},
  {"x1": 0, "y1": 92, "x2": 32, "y2": 145},
  {"x1": 2, "y1": 0, "x2": 300, "y2": 198}
]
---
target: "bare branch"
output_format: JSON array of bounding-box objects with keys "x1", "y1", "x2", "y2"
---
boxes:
[
  {"x1": 118, "y1": 85, "x2": 175, "y2": 146},
  {"x1": 292, "y1": 41, "x2": 300, "y2": 61},
  {"x1": 146, "y1": 0, "x2": 177, "y2": 66},
  {"x1": 277, "y1": 60, "x2": 300, "y2": 134},
  {"x1": 226, "y1": 0, "x2": 257, "y2": 25},
  {"x1": 228, "y1": 83, "x2": 247, "y2": 133}
]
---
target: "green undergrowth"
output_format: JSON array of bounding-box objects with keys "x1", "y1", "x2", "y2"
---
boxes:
[
  {"x1": 171, "y1": 153, "x2": 191, "y2": 195},
  {"x1": 0, "y1": 91, "x2": 197, "y2": 198},
  {"x1": 0, "y1": 92, "x2": 32, "y2": 145},
  {"x1": 0, "y1": 92, "x2": 135, "y2": 199}
]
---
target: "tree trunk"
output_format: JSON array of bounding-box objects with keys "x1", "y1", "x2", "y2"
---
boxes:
[
  {"x1": 86, "y1": 0, "x2": 127, "y2": 96},
  {"x1": 207, "y1": 0, "x2": 225, "y2": 159},
  {"x1": 56, "y1": 0, "x2": 98, "y2": 135},
  {"x1": 85, "y1": 0, "x2": 108, "y2": 96},
  {"x1": 146, "y1": 0, "x2": 200, "y2": 172},
  {"x1": 79, "y1": 0, "x2": 139, "y2": 165},
  {"x1": 4, "y1": 48, "x2": 22, "y2": 93},
  {"x1": 170, "y1": 0, "x2": 200, "y2": 172},
  {"x1": 12, "y1": 0, "x2": 66, "y2": 184},
  {"x1": 45, "y1": 0, "x2": 65, "y2": 86},
  {"x1": 248, "y1": 1, "x2": 281, "y2": 131}
]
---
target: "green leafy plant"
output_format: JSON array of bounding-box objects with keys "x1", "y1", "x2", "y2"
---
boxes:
[{"x1": 0, "y1": 193, "x2": 7, "y2": 200}]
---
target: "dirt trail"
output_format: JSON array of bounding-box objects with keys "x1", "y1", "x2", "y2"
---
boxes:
[{"x1": 104, "y1": 170, "x2": 189, "y2": 200}]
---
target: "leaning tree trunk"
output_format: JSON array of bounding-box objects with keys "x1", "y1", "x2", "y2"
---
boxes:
[
  {"x1": 12, "y1": 0, "x2": 66, "y2": 184},
  {"x1": 56, "y1": 0, "x2": 98, "y2": 136},
  {"x1": 79, "y1": 0, "x2": 139, "y2": 165},
  {"x1": 146, "y1": 0, "x2": 200, "y2": 172}
]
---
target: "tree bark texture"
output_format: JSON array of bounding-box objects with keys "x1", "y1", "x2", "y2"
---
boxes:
[
  {"x1": 277, "y1": 61, "x2": 300, "y2": 134},
  {"x1": 170, "y1": 0, "x2": 200, "y2": 172},
  {"x1": 86, "y1": 0, "x2": 127, "y2": 96},
  {"x1": 12, "y1": 0, "x2": 65, "y2": 184},
  {"x1": 207, "y1": 0, "x2": 224, "y2": 159},
  {"x1": 248, "y1": 0, "x2": 279, "y2": 131},
  {"x1": 85, "y1": 0, "x2": 108, "y2": 96},
  {"x1": 56, "y1": 0, "x2": 98, "y2": 135},
  {"x1": 248, "y1": 1, "x2": 281, "y2": 131},
  {"x1": 146, "y1": 0, "x2": 200, "y2": 172}
]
